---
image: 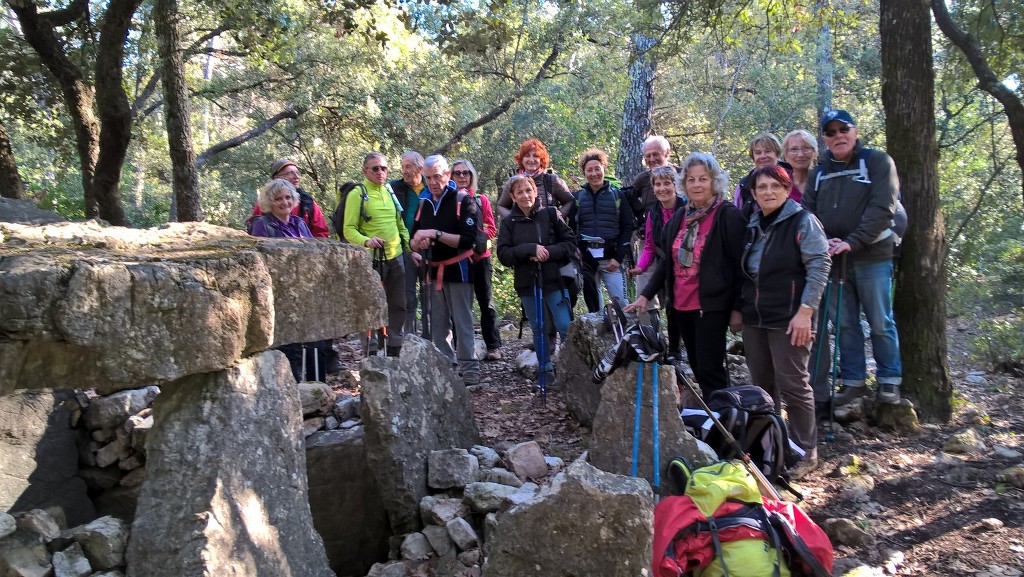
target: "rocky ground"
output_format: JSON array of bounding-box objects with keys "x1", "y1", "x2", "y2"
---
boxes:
[{"x1": 329, "y1": 318, "x2": 1024, "y2": 577}]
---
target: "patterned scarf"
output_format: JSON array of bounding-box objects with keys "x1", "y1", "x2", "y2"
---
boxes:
[{"x1": 677, "y1": 198, "x2": 720, "y2": 268}]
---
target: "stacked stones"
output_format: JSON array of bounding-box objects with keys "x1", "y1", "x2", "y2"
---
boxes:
[
  {"x1": 298, "y1": 381, "x2": 361, "y2": 437},
  {"x1": 0, "y1": 509, "x2": 129, "y2": 576},
  {"x1": 76, "y1": 387, "x2": 158, "y2": 518},
  {"x1": 368, "y1": 441, "x2": 561, "y2": 577}
]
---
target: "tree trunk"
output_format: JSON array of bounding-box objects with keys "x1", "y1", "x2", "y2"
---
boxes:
[
  {"x1": 814, "y1": 0, "x2": 833, "y2": 120},
  {"x1": 0, "y1": 120, "x2": 27, "y2": 199},
  {"x1": 880, "y1": 0, "x2": 952, "y2": 420},
  {"x1": 155, "y1": 0, "x2": 201, "y2": 222},
  {"x1": 616, "y1": 33, "x2": 656, "y2": 185},
  {"x1": 931, "y1": 0, "x2": 1024, "y2": 207}
]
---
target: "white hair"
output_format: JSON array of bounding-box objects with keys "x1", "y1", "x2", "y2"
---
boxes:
[
  {"x1": 424, "y1": 154, "x2": 449, "y2": 173},
  {"x1": 643, "y1": 134, "x2": 671, "y2": 152}
]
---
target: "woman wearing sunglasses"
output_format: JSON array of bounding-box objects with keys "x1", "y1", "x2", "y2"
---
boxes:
[{"x1": 625, "y1": 152, "x2": 746, "y2": 396}]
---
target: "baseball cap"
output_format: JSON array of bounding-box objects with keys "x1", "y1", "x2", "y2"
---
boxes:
[{"x1": 820, "y1": 109, "x2": 856, "y2": 132}]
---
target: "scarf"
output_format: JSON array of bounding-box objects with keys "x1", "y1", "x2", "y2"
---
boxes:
[{"x1": 678, "y1": 198, "x2": 720, "y2": 268}]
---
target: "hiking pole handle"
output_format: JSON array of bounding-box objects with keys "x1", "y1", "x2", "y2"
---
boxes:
[{"x1": 673, "y1": 365, "x2": 783, "y2": 501}]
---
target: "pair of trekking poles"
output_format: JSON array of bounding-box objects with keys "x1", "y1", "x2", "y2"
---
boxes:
[{"x1": 811, "y1": 252, "x2": 848, "y2": 439}]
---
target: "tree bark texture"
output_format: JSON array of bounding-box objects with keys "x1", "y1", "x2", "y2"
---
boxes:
[
  {"x1": 0, "y1": 120, "x2": 27, "y2": 199},
  {"x1": 616, "y1": 34, "x2": 656, "y2": 185},
  {"x1": 931, "y1": 0, "x2": 1024, "y2": 207},
  {"x1": 880, "y1": 0, "x2": 953, "y2": 421},
  {"x1": 155, "y1": 0, "x2": 201, "y2": 222},
  {"x1": 814, "y1": 0, "x2": 833, "y2": 120}
]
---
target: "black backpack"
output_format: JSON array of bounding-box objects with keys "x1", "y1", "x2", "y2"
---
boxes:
[
  {"x1": 332, "y1": 182, "x2": 405, "y2": 243},
  {"x1": 682, "y1": 385, "x2": 802, "y2": 483}
]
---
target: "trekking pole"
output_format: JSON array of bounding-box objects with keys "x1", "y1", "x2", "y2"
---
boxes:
[
  {"x1": 631, "y1": 362, "x2": 643, "y2": 477},
  {"x1": 534, "y1": 263, "x2": 548, "y2": 403},
  {"x1": 421, "y1": 247, "x2": 432, "y2": 339},
  {"x1": 812, "y1": 275, "x2": 833, "y2": 438},
  {"x1": 828, "y1": 252, "x2": 847, "y2": 437},
  {"x1": 673, "y1": 365, "x2": 783, "y2": 501},
  {"x1": 652, "y1": 358, "x2": 660, "y2": 498},
  {"x1": 373, "y1": 247, "x2": 388, "y2": 356}
]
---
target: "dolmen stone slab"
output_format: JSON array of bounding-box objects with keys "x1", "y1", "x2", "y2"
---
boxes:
[
  {"x1": 125, "y1": 351, "x2": 334, "y2": 577},
  {"x1": 306, "y1": 428, "x2": 389, "y2": 577},
  {"x1": 557, "y1": 312, "x2": 617, "y2": 427},
  {"x1": 361, "y1": 335, "x2": 480, "y2": 534},
  {"x1": 0, "y1": 220, "x2": 384, "y2": 394},
  {"x1": 0, "y1": 388, "x2": 95, "y2": 526},
  {"x1": 483, "y1": 456, "x2": 654, "y2": 576},
  {"x1": 590, "y1": 361, "x2": 715, "y2": 491}
]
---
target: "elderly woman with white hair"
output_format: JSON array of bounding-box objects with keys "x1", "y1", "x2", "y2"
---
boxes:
[
  {"x1": 625, "y1": 152, "x2": 746, "y2": 396},
  {"x1": 249, "y1": 178, "x2": 314, "y2": 238},
  {"x1": 782, "y1": 129, "x2": 819, "y2": 195}
]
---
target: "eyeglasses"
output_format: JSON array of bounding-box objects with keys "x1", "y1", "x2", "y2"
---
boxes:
[
  {"x1": 367, "y1": 165, "x2": 388, "y2": 173},
  {"x1": 785, "y1": 146, "x2": 815, "y2": 156},
  {"x1": 822, "y1": 126, "x2": 852, "y2": 138},
  {"x1": 452, "y1": 170, "x2": 472, "y2": 177}
]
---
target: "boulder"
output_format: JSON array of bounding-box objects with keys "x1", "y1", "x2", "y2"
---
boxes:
[
  {"x1": 0, "y1": 389, "x2": 95, "y2": 527},
  {"x1": 0, "y1": 197, "x2": 64, "y2": 225},
  {"x1": 484, "y1": 456, "x2": 653, "y2": 577},
  {"x1": 557, "y1": 313, "x2": 616, "y2": 427},
  {"x1": 0, "y1": 221, "x2": 385, "y2": 394},
  {"x1": 590, "y1": 362, "x2": 714, "y2": 490},
  {"x1": 504, "y1": 441, "x2": 547, "y2": 481},
  {"x1": 125, "y1": 351, "x2": 333, "y2": 577},
  {"x1": 361, "y1": 335, "x2": 479, "y2": 534},
  {"x1": 306, "y1": 428, "x2": 390, "y2": 576}
]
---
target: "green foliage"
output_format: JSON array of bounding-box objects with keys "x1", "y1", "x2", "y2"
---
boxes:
[{"x1": 971, "y1": 311, "x2": 1024, "y2": 375}]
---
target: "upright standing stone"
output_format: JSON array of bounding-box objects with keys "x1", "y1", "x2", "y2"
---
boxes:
[
  {"x1": 556, "y1": 313, "x2": 618, "y2": 427},
  {"x1": 361, "y1": 336, "x2": 480, "y2": 534},
  {"x1": 125, "y1": 351, "x2": 334, "y2": 577}
]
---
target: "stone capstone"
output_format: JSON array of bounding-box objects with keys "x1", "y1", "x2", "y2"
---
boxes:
[
  {"x1": 590, "y1": 361, "x2": 714, "y2": 490},
  {"x1": 306, "y1": 428, "x2": 389, "y2": 577},
  {"x1": 0, "y1": 389, "x2": 95, "y2": 527},
  {"x1": 124, "y1": 351, "x2": 333, "y2": 577},
  {"x1": 0, "y1": 221, "x2": 385, "y2": 394},
  {"x1": 483, "y1": 456, "x2": 654, "y2": 577},
  {"x1": 361, "y1": 335, "x2": 479, "y2": 534}
]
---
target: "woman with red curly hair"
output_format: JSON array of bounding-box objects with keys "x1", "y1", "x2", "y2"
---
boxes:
[{"x1": 495, "y1": 138, "x2": 575, "y2": 219}]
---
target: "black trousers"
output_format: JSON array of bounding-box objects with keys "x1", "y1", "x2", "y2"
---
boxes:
[
  {"x1": 279, "y1": 340, "x2": 332, "y2": 382},
  {"x1": 669, "y1": 308, "x2": 731, "y2": 396},
  {"x1": 470, "y1": 256, "x2": 502, "y2": 350}
]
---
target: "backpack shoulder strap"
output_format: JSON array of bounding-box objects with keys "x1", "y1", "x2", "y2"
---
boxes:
[{"x1": 814, "y1": 148, "x2": 873, "y2": 192}]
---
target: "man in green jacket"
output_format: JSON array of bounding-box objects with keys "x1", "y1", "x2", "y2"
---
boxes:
[{"x1": 343, "y1": 152, "x2": 410, "y2": 357}]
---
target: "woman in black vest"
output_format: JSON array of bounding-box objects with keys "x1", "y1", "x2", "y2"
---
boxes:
[
  {"x1": 740, "y1": 164, "x2": 831, "y2": 474},
  {"x1": 625, "y1": 153, "x2": 745, "y2": 396}
]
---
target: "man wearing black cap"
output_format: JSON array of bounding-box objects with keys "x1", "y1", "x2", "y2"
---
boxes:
[
  {"x1": 803, "y1": 109, "x2": 903, "y2": 407},
  {"x1": 252, "y1": 159, "x2": 330, "y2": 238}
]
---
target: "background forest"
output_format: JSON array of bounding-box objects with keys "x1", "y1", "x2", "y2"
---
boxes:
[{"x1": 1, "y1": 0, "x2": 1022, "y2": 383}]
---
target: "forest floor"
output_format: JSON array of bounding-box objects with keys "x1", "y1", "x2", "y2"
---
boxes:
[{"x1": 333, "y1": 315, "x2": 1024, "y2": 577}]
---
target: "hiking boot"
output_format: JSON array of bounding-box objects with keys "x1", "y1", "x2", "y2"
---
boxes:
[
  {"x1": 461, "y1": 372, "x2": 480, "y2": 386},
  {"x1": 814, "y1": 401, "x2": 832, "y2": 422},
  {"x1": 834, "y1": 384, "x2": 870, "y2": 406},
  {"x1": 667, "y1": 457, "x2": 693, "y2": 495},
  {"x1": 385, "y1": 346, "x2": 402, "y2": 358},
  {"x1": 484, "y1": 349, "x2": 502, "y2": 361},
  {"x1": 876, "y1": 382, "x2": 901, "y2": 404},
  {"x1": 789, "y1": 457, "x2": 819, "y2": 480}
]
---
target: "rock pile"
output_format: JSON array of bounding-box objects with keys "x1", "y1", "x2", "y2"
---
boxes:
[{"x1": 0, "y1": 509, "x2": 129, "y2": 577}]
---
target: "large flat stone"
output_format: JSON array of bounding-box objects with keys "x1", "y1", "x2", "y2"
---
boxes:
[
  {"x1": 125, "y1": 351, "x2": 334, "y2": 577},
  {"x1": 0, "y1": 221, "x2": 384, "y2": 394}
]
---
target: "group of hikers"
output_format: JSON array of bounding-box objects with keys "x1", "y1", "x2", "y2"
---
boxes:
[{"x1": 247, "y1": 108, "x2": 905, "y2": 478}]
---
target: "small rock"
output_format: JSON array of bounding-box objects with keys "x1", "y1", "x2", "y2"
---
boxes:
[
  {"x1": 52, "y1": 542, "x2": 92, "y2": 577},
  {"x1": 324, "y1": 415, "x2": 339, "y2": 430},
  {"x1": 458, "y1": 548, "x2": 481, "y2": 567},
  {"x1": 298, "y1": 381, "x2": 337, "y2": 416},
  {"x1": 470, "y1": 446, "x2": 501, "y2": 469},
  {"x1": 15, "y1": 509, "x2": 61, "y2": 541},
  {"x1": 340, "y1": 419, "x2": 361, "y2": 429},
  {"x1": 0, "y1": 512, "x2": 16, "y2": 539},
  {"x1": 333, "y1": 396, "x2": 360, "y2": 421},
  {"x1": 367, "y1": 561, "x2": 411, "y2": 577},
  {"x1": 944, "y1": 428, "x2": 988, "y2": 453},
  {"x1": 933, "y1": 452, "x2": 966, "y2": 467},
  {"x1": 544, "y1": 456, "x2": 565, "y2": 472},
  {"x1": 960, "y1": 407, "x2": 989, "y2": 425},
  {"x1": 422, "y1": 525, "x2": 455, "y2": 557},
  {"x1": 504, "y1": 441, "x2": 548, "y2": 481},
  {"x1": 478, "y1": 467, "x2": 523, "y2": 488},
  {"x1": 981, "y1": 518, "x2": 1005, "y2": 531},
  {"x1": 302, "y1": 417, "x2": 324, "y2": 438},
  {"x1": 822, "y1": 517, "x2": 875, "y2": 547},
  {"x1": 996, "y1": 465, "x2": 1024, "y2": 489},
  {"x1": 993, "y1": 445, "x2": 1023, "y2": 460},
  {"x1": 514, "y1": 349, "x2": 538, "y2": 379},
  {"x1": 833, "y1": 401, "x2": 863, "y2": 423},
  {"x1": 119, "y1": 468, "x2": 146, "y2": 489},
  {"x1": 966, "y1": 371, "x2": 988, "y2": 385},
  {"x1": 840, "y1": 474, "x2": 875, "y2": 499},
  {"x1": 446, "y1": 517, "x2": 478, "y2": 551},
  {"x1": 400, "y1": 532, "x2": 433, "y2": 561},
  {"x1": 64, "y1": 516, "x2": 128, "y2": 571},
  {"x1": 420, "y1": 496, "x2": 469, "y2": 526},
  {"x1": 429, "y1": 449, "x2": 480, "y2": 489},
  {"x1": 94, "y1": 436, "x2": 131, "y2": 468},
  {"x1": 463, "y1": 482, "x2": 519, "y2": 513}
]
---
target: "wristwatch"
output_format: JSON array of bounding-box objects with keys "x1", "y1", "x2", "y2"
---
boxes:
[{"x1": 434, "y1": 230, "x2": 443, "y2": 241}]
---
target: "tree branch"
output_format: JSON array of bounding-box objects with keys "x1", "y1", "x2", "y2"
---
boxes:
[{"x1": 195, "y1": 107, "x2": 306, "y2": 169}]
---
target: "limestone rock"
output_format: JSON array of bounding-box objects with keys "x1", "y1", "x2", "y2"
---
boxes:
[
  {"x1": 420, "y1": 496, "x2": 469, "y2": 527},
  {"x1": 458, "y1": 548, "x2": 481, "y2": 567},
  {"x1": 428, "y1": 449, "x2": 480, "y2": 489},
  {"x1": 0, "y1": 221, "x2": 384, "y2": 394},
  {"x1": 400, "y1": 532, "x2": 432, "y2": 561},
  {"x1": 124, "y1": 414, "x2": 152, "y2": 453},
  {"x1": 590, "y1": 361, "x2": 714, "y2": 489},
  {"x1": 944, "y1": 428, "x2": 988, "y2": 454},
  {"x1": 823, "y1": 517, "x2": 875, "y2": 547},
  {"x1": 125, "y1": 351, "x2": 333, "y2": 577},
  {"x1": 14, "y1": 509, "x2": 61, "y2": 541},
  {"x1": 470, "y1": 446, "x2": 500, "y2": 469},
  {"x1": 83, "y1": 387, "x2": 159, "y2": 431},
  {"x1": 445, "y1": 517, "x2": 478, "y2": 551},
  {"x1": 513, "y1": 349, "x2": 538, "y2": 380},
  {"x1": 361, "y1": 336, "x2": 479, "y2": 534},
  {"x1": 422, "y1": 525, "x2": 455, "y2": 558},
  {"x1": 504, "y1": 441, "x2": 547, "y2": 481},
  {"x1": 867, "y1": 398, "x2": 920, "y2": 432},
  {"x1": 64, "y1": 516, "x2": 127, "y2": 571},
  {"x1": 557, "y1": 313, "x2": 617, "y2": 426},
  {"x1": 0, "y1": 528, "x2": 51, "y2": 577},
  {"x1": 477, "y1": 468, "x2": 522, "y2": 488},
  {"x1": 484, "y1": 456, "x2": 653, "y2": 577},
  {"x1": 298, "y1": 381, "x2": 336, "y2": 416},
  {"x1": 306, "y1": 428, "x2": 390, "y2": 577},
  {"x1": 333, "y1": 396, "x2": 359, "y2": 421},
  {"x1": 0, "y1": 513, "x2": 15, "y2": 539},
  {"x1": 367, "y1": 561, "x2": 409, "y2": 577},
  {"x1": 52, "y1": 542, "x2": 92, "y2": 577},
  {"x1": 0, "y1": 197, "x2": 65, "y2": 225},
  {"x1": 463, "y1": 482, "x2": 519, "y2": 513},
  {"x1": 0, "y1": 389, "x2": 95, "y2": 527}
]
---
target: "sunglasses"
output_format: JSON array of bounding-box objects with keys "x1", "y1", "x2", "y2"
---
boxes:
[
  {"x1": 367, "y1": 165, "x2": 388, "y2": 173},
  {"x1": 452, "y1": 170, "x2": 472, "y2": 177},
  {"x1": 822, "y1": 126, "x2": 852, "y2": 138}
]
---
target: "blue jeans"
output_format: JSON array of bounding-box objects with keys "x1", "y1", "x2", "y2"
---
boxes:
[
  {"x1": 521, "y1": 289, "x2": 572, "y2": 372},
  {"x1": 593, "y1": 259, "x2": 626, "y2": 309},
  {"x1": 839, "y1": 259, "x2": 902, "y2": 385}
]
